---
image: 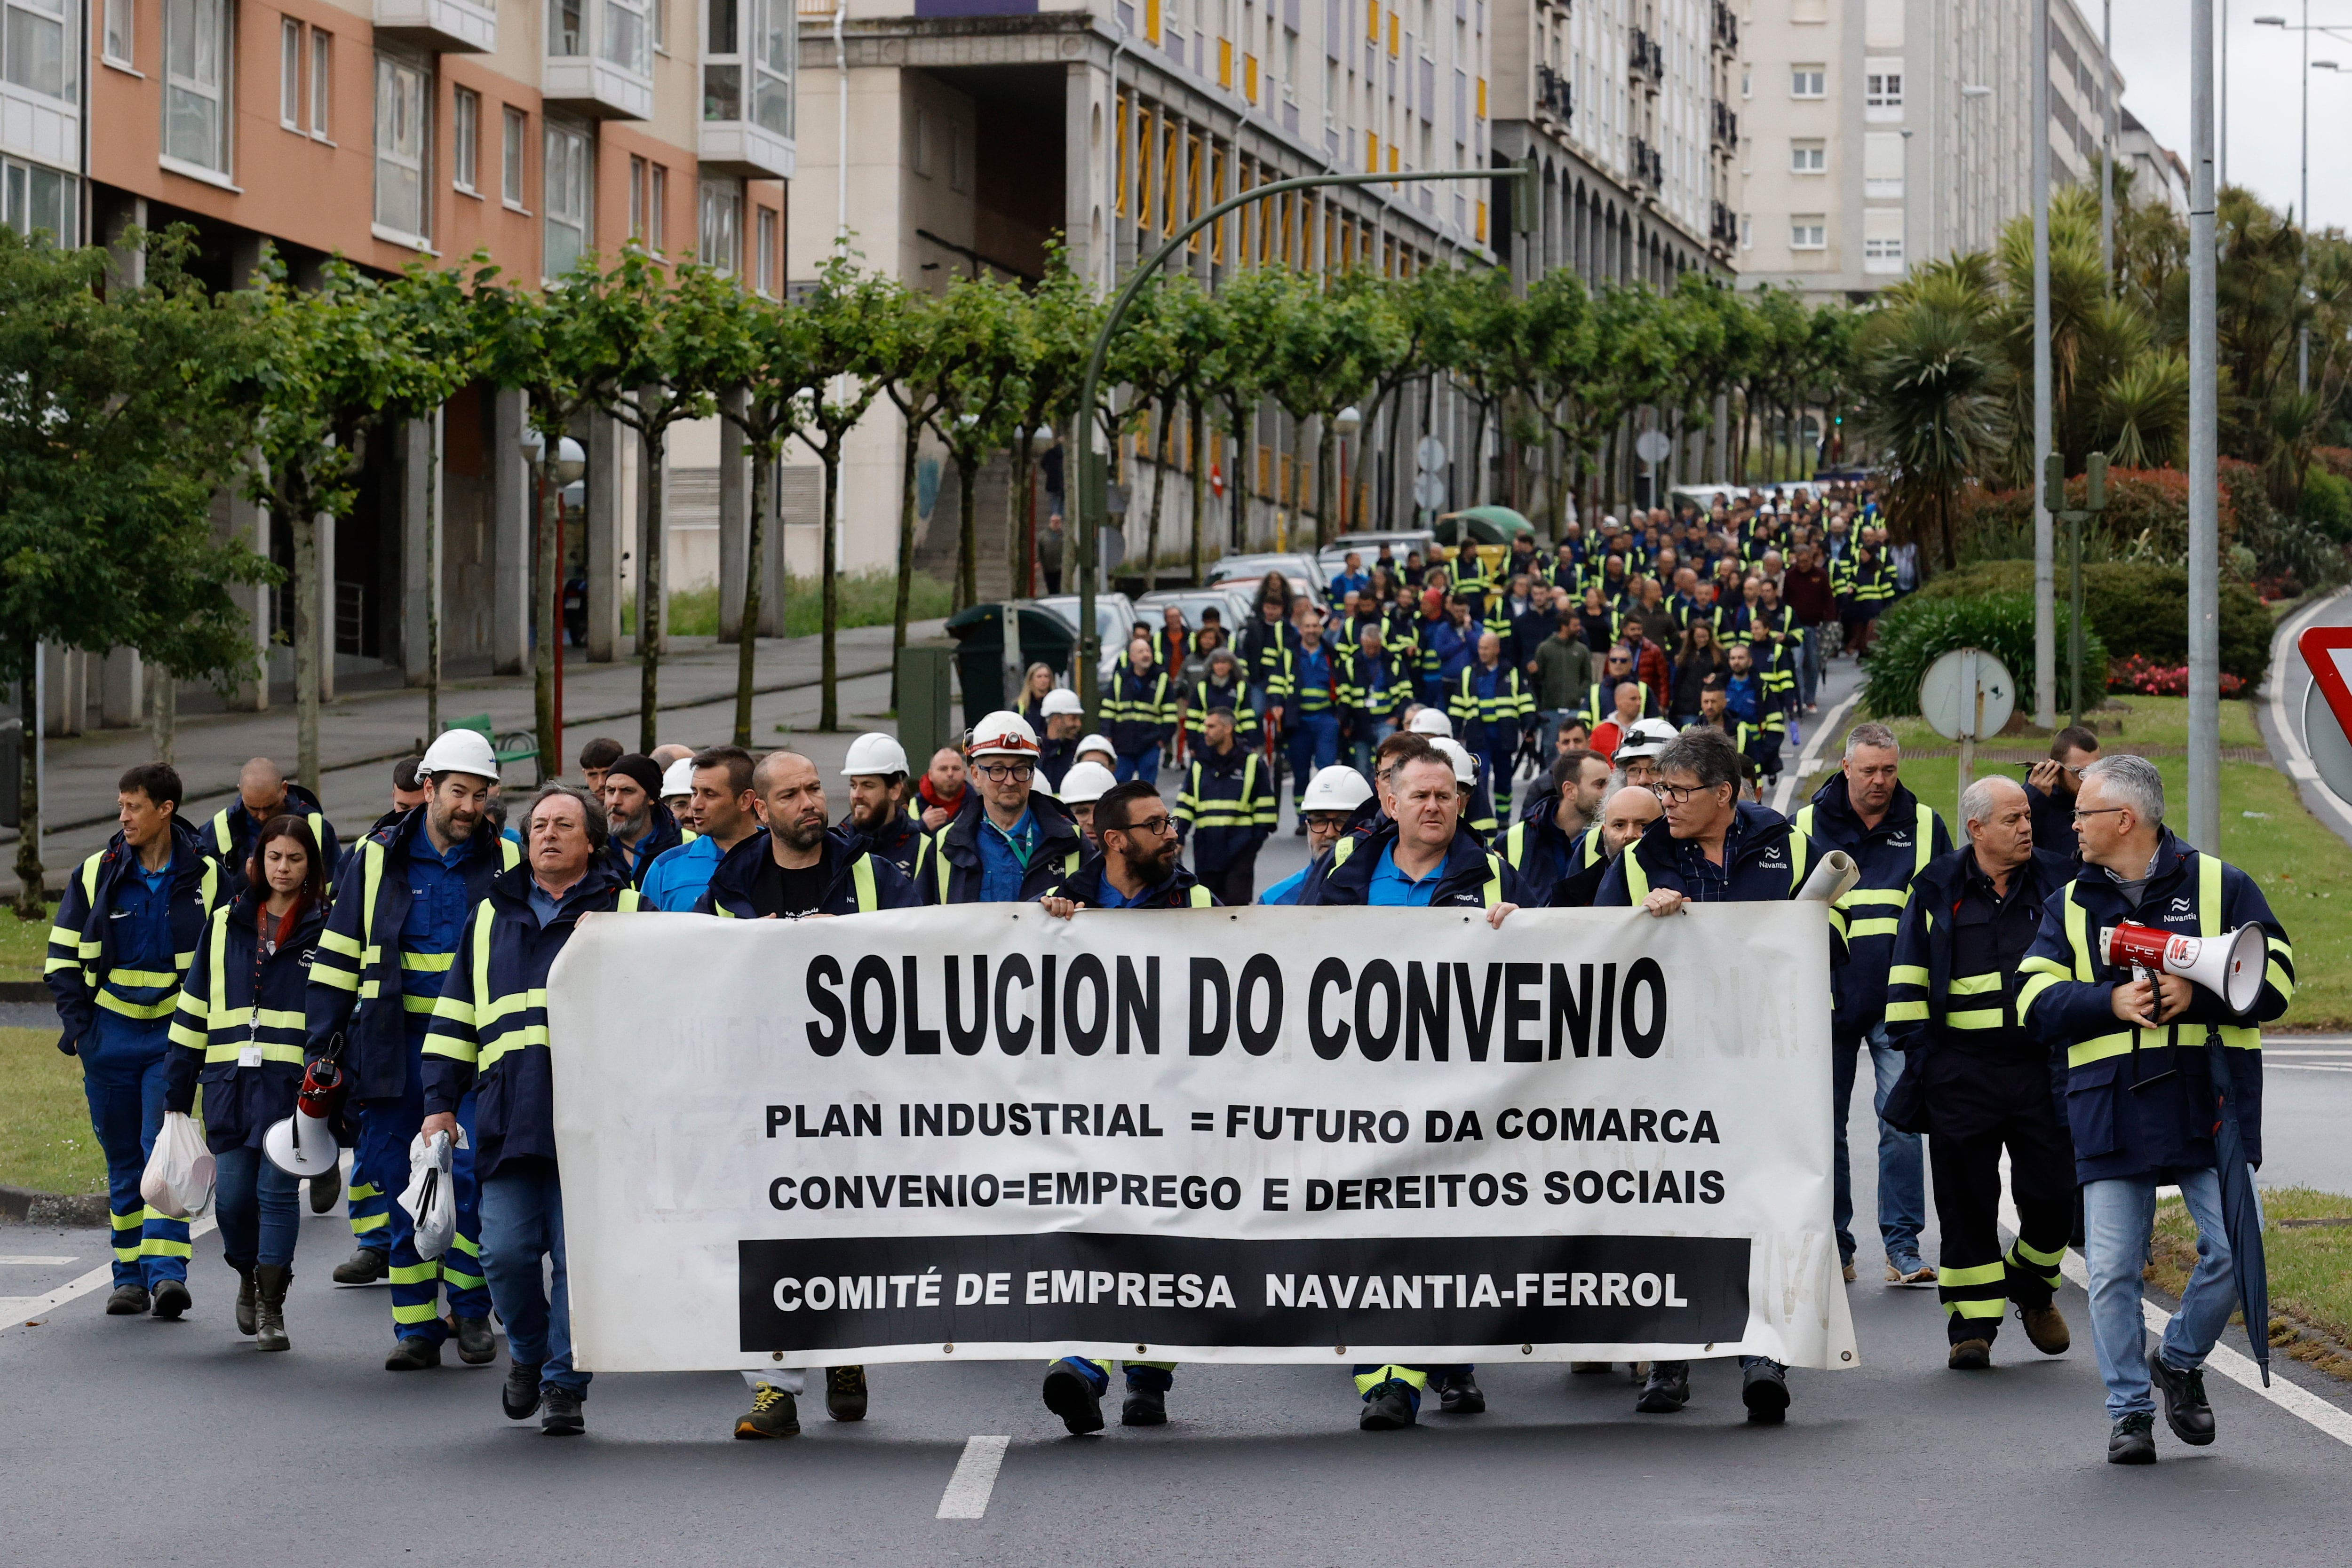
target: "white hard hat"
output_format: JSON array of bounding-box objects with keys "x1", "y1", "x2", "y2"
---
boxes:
[
  {"x1": 1056, "y1": 760, "x2": 1119, "y2": 806},
  {"x1": 1301, "y1": 766, "x2": 1373, "y2": 814},
  {"x1": 967, "y1": 710, "x2": 1041, "y2": 760},
  {"x1": 1040, "y1": 688, "x2": 1085, "y2": 718},
  {"x1": 1407, "y1": 708, "x2": 1454, "y2": 738},
  {"x1": 1075, "y1": 733, "x2": 1117, "y2": 763},
  {"x1": 842, "y1": 732, "x2": 911, "y2": 778},
  {"x1": 262, "y1": 1106, "x2": 340, "y2": 1179},
  {"x1": 1616, "y1": 718, "x2": 1679, "y2": 761},
  {"x1": 1432, "y1": 737, "x2": 1480, "y2": 787},
  {"x1": 419, "y1": 727, "x2": 500, "y2": 783},
  {"x1": 660, "y1": 758, "x2": 695, "y2": 800}
]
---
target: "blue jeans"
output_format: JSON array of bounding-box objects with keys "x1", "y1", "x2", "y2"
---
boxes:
[
  {"x1": 1286, "y1": 711, "x2": 1340, "y2": 802},
  {"x1": 213, "y1": 1145, "x2": 302, "y2": 1270},
  {"x1": 479, "y1": 1161, "x2": 588, "y2": 1394},
  {"x1": 1796, "y1": 631, "x2": 1822, "y2": 707},
  {"x1": 80, "y1": 1018, "x2": 189, "y2": 1290},
  {"x1": 1534, "y1": 708, "x2": 1571, "y2": 758},
  {"x1": 1832, "y1": 1024, "x2": 1926, "y2": 1267},
  {"x1": 2084, "y1": 1167, "x2": 2238, "y2": 1420},
  {"x1": 1115, "y1": 750, "x2": 1160, "y2": 787},
  {"x1": 1351, "y1": 719, "x2": 1396, "y2": 776}
]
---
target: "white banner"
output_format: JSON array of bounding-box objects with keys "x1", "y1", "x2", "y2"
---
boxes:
[{"x1": 551, "y1": 904, "x2": 1859, "y2": 1374}]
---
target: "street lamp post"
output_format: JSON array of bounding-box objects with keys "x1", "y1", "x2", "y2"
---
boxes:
[
  {"x1": 1073, "y1": 164, "x2": 1531, "y2": 718},
  {"x1": 1334, "y1": 404, "x2": 1363, "y2": 534},
  {"x1": 2033, "y1": 0, "x2": 2056, "y2": 728},
  {"x1": 2192, "y1": 0, "x2": 2223, "y2": 854}
]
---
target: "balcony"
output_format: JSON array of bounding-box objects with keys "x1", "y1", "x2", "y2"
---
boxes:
[
  {"x1": 373, "y1": 0, "x2": 496, "y2": 54},
  {"x1": 1629, "y1": 136, "x2": 1664, "y2": 190},
  {"x1": 543, "y1": 0, "x2": 654, "y2": 120},
  {"x1": 1711, "y1": 98, "x2": 1737, "y2": 150},
  {"x1": 700, "y1": 0, "x2": 796, "y2": 178},
  {"x1": 1712, "y1": 1, "x2": 1738, "y2": 54},
  {"x1": 1535, "y1": 63, "x2": 1573, "y2": 126},
  {"x1": 1628, "y1": 28, "x2": 1664, "y2": 93},
  {"x1": 1710, "y1": 200, "x2": 1737, "y2": 245}
]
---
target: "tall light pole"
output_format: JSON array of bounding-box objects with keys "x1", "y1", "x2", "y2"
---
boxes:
[
  {"x1": 2102, "y1": 0, "x2": 2116, "y2": 291},
  {"x1": 2033, "y1": 0, "x2": 2056, "y2": 729},
  {"x1": 2190, "y1": 0, "x2": 2222, "y2": 854},
  {"x1": 2252, "y1": 14, "x2": 2348, "y2": 394}
]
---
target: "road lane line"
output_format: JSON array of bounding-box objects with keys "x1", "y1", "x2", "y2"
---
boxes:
[
  {"x1": 0, "y1": 1257, "x2": 79, "y2": 1267},
  {"x1": 936, "y1": 1435, "x2": 1011, "y2": 1520},
  {"x1": 0, "y1": 1215, "x2": 217, "y2": 1331},
  {"x1": 1773, "y1": 688, "x2": 1861, "y2": 815}
]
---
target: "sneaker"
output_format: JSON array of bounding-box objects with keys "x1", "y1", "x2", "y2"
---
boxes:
[
  {"x1": 1041, "y1": 1360, "x2": 1105, "y2": 1435},
  {"x1": 454, "y1": 1315, "x2": 497, "y2": 1365},
  {"x1": 1842, "y1": 1260, "x2": 1857, "y2": 1283},
  {"x1": 2150, "y1": 1356, "x2": 2216, "y2": 1446},
  {"x1": 1947, "y1": 1338, "x2": 1992, "y2": 1370},
  {"x1": 735, "y1": 1383, "x2": 802, "y2": 1439},
  {"x1": 502, "y1": 1360, "x2": 545, "y2": 1420},
  {"x1": 2020, "y1": 1302, "x2": 2071, "y2": 1356},
  {"x1": 1121, "y1": 1386, "x2": 1168, "y2": 1426},
  {"x1": 385, "y1": 1336, "x2": 443, "y2": 1372},
  {"x1": 540, "y1": 1386, "x2": 586, "y2": 1436},
  {"x1": 825, "y1": 1365, "x2": 869, "y2": 1421},
  {"x1": 2108, "y1": 1411, "x2": 2158, "y2": 1465},
  {"x1": 104, "y1": 1284, "x2": 150, "y2": 1316},
  {"x1": 1741, "y1": 1361, "x2": 1791, "y2": 1425},
  {"x1": 1635, "y1": 1362, "x2": 1690, "y2": 1414},
  {"x1": 1358, "y1": 1379, "x2": 1418, "y2": 1431},
  {"x1": 333, "y1": 1249, "x2": 388, "y2": 1286},
  {"x1": 150, "y1": 1280, "x2": 191, "y2": 1321},
  {"x1": 1885, "y1": 1260, "x2": 1938, "y2": 1287},
  {"x1": 309, "y1": 1167, "x2": 342, "y2": 1215},
  {"x1": 1435, "y1": 1371, "x2": 1486, "y2": 1415}
]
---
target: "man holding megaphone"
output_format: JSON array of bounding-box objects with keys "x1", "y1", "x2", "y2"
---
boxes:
[{"x1": 2015, "y1": 755, "x2": 2294, "y2": 1467}]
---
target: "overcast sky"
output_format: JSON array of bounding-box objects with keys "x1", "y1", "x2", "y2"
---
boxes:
[{"x1": 2105, "y1": 0, "x2": 2352, "y2": 230}]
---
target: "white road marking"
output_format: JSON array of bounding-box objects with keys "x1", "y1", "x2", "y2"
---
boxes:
[
  {"x1": 0, "y1": 1215, "x2": 218, "y2": 1331},
  {"x1": 0, "y1": 1257, "x2": 79, "y2": 1266},
  {"x1": 1773, "y1": 687, "x2": 1861, "y2": 815},
  {"x1": 936, "y1": 1435, "x2": 1011, "y2": 1520}
]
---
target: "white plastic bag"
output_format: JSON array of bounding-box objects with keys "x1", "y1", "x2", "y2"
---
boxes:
[
  {"x1": 397, "y1": 1128, "x2": 467, "y2": 1261},
  {"x1": 140, "y1": 1111, "x2": 215, "y2": 1220}
]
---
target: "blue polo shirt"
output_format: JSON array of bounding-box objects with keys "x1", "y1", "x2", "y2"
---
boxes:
[
  {"x1": 641, "y1": 833, "x2": 726, "y2": 912},
  {"x1": 1257, "y1": 866, "x2": 1311, "y2": 906},
  {"x1": 975, "y1": 807, "x2": 1041, "y2": 903},
  {"x1": 1365, "y1": 844, "x2": 1441, "y2": 907}
]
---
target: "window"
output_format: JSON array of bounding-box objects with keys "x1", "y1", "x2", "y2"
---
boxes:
[
  {"x1": 1790, "y1": 64, "x2": 1824, "y2": 98},
  {"x1": 1789, "y1": 214, "x2": 1826, "y2": 249},
  {"x1": 311, "y1": 31, "x2": 332, "y2": 138},
  {"x1": 103, "y1": 0, "x2": 132, "y2": 67},
  {"x1": 550, "y1": 0, "x2": 584, "y2": 55},
  {"x1": 1863, "y1": 207, "x2": 1904, "y2": 272},
  {"x1": 3, "y1": 156, "x2": 78, "y2": 243},
  {"x1": 373, "y1": 52, "x2": 431, "y2": 244},
  {"x1": 4, "y1": 0, "x2": 75, "y2": 103},
  {"x1": 1739, "y1": 212, "x2": 1752, "y2": 249},
  {"x1": 280, "y1": 20, "x2": 301, "y2": 127},
  {"x1": 755, "y1": 205, "x2": 777, "y2": 294},
  {"x1": 1865, "y1": 63, "x2": 1902, "y2": 112},
  {"x1": 650, "y1": 163, "x2": 667, "y2": 248},
  {"x1": 163, "y1": 0, "x2": 231, "y2": 175},
  {"x1": 453, "y1": 88, "x2": 480, "y2": 191},
  {"x1": 603, "y1": 0, "x2": 651, "y2": 76},
  {"x1": 652, "y1": 0, "x2": 668, "y2": 51},
  {"x1": 1863, "y1": 130, "x2": 1904, "y2": 197},
  {"x1": 503, "y1": 106, "x2": 529, "y2": 208},
  {"x1": 704, "y1": 0, "x2": 789, "y2": 131},
  {"x1": 698, "y1": 176, "x2": 741, "y2": 273},
  {"x1": 629, "y1": 153, "x2": 647, "y2": 239},
  {"x1": 544, "y1": 121, "x2": 592, "y2": 278},
  {"x1": 1789, "y1": 139, "x2": 1824, "y2": 174}
]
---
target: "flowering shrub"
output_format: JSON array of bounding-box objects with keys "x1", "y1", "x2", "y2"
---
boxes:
[{"x1": 2107, "y1": 654, "x2": 2245, "y2": 698}]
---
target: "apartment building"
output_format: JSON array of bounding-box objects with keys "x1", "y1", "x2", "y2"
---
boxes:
[
  {"x1": 1490, "y1": 0, "x2": 1737, "y2": 289},
  {"x1": 45, "y1": 0, "x2": 792, "y2": 725},
  {"x1": 1735, "y1": 0, "x2": 2136, "y2": 302},
  {"x1": 3, "y1": 0, "x2": 82, "y2": 243}
]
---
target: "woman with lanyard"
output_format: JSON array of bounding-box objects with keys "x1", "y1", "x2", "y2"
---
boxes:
[{"x1": 163, "y1": 816, "x2": 329, "y2": 1351}]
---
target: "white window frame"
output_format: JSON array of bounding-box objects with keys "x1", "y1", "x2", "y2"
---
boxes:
[
  {"x1": 755, "y1": 203, "x2": 777, "y2": 294},
  {"x1": 1790, "y1": 64, "x2": 1824, "y2": 99},
  {"x1": 2, "y1": 154, "x2": 79, "y2": 244},
  {"x1": 503, "y1": 105, "x2": 529, "y2": 211},
  {"x1": 697, "y1": 175, "x2": 741, "y2": 274},
  {"x1": 1789, "y1": 214, "x2": 1827, "y2": 250},
  {"x1": 453, "y1": 87, "x2": 480, "y2": 194},
  {"x1": 543, "y1": 119, "x2": 593, "y2": 280},
  {"x1": 279, "y1": 18, "x2": 302, "y2": 128},
  {"x1": 1865, "y1": 68, "x2": 1902, "y2": 109},
  {"x1": 372, "y1": 50, "x2": 432, "y2": 249},
  {"x1": 3, "y1": 0, "x2": 76, "y2": 104},
  {"x1": 161, "y1": 0, "x2": 233, "y2": 180},
  {"x1": 1789, "y1": 139, "x2": 1824, "y2": 174},
  {"x1": 103, "y1": 0, "x2": 134, "y2": 70},
  {"x1": 702, "y1": 0, "x2": 793, "y2": 136},
  {"x1": 311, "y1": 30, "x2": 333, "y2": 141},
  {"x1": 628, "y1": 152, "x2": 647, "y2": 241},
  {"x1": 649, "y1": 162, "x2": 667, "y2": 250},
  {"x1": 548, "y1": 0, "x2": 585, "y2": 57},
  {"x1": 602, "y1": 0, "x2": 651, "y2": 76}
]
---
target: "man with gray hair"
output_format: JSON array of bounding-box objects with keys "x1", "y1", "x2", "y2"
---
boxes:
[
  {"x1": 1884, "y1": 774, "x2": 2077, "y2": 1372},
  {"x1": 1796, "y1": 721, "x2": 1951, "y2": 1286},
  {"x1": 2018, "y1": 752, "x2": 2294, "y2": 1464}
]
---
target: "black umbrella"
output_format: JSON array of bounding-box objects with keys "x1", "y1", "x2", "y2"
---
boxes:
[{"x1": 2206, "y1": 1033, "x2": 2271, "y2": 1386}]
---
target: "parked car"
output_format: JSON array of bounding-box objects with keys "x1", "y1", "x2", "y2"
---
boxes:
[
  {"x1": 1033, "y1": 592, "x2": 1140, "y2": 686},
  {"x1": 1136, "y1": 586, "x2": 1258, "y2": 640},
  {"x1": 1202, "y1": 553, "x2": 1329, "y2": 611},
  {"x1": 1315, "y1": 530, "x2": 1437, "y2": 583}
]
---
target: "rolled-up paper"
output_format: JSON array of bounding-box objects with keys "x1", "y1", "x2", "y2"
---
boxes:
[{"x1": 1796, "y1": 849, "x2": 1859, "y2": 905}]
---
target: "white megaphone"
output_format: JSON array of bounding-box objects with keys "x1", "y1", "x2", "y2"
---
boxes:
[
  {"x1": 263, "y1": 1101, "x2": 341, "y2": 1178},
  {"x1": 2100, "y1": 921, "x2": 2266, "y2": 1015}
]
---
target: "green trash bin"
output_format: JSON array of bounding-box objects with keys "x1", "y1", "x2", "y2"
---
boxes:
[{"x1": 944, "y1": 603, "x2": 1078, "y2": 729}]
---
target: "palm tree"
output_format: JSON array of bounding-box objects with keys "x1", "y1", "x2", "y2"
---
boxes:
[{"x1": 1859, "y1": 302, "x2": 2001, "y2": 573}]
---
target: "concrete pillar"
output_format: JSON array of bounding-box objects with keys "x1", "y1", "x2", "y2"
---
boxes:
[
  {"x1": 100, "y1": 648, "x2": 143, "y2": 729},
  {"x1": 585, "y1": 409, "x2": 624, "y2": 663},
  {"x1": 492, "y1": 388, "x2": 531, "y2": 674},
  {"x1": 42, "y1": 646, "x2": 83, "y2": 737},
  {"x1": 718, "y1": 389, "x2": 749, "y2": 641},
  {"x1": 401, "y1": 412, "x2": 441, "y2": 685},
  {"x1": 227, "y1": 491, "x2": 271, "y2": 711},
  {"x1": 1066, "y1": 59, "x2": 1111, "y2": 290},
  {"x1": 102, "y1": 194, "x2": 147, "y2": 288},
  {"x1": 316, "y1": 512, "x2": 337, "y2": 702}
]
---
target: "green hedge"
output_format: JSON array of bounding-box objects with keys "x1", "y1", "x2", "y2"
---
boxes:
[
  {"x1": 1910, "y1": 561, "x2": 2270, "y2": 682},
  {"x1": 1862, "y1": 592, "x2": 2108, "y2": 720}
]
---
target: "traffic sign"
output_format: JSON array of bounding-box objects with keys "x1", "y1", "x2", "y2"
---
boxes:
[
  {"x1": 1416, "y1": 436, "x2": 1447, "y2": 473},
  {"x1": 1413, "y1": 473, "x2": 1448, "y2": 511},
  {"x1": 1634, "y1": 430, "x2": 1673, "y2": 464},
  {"x1": 1919, "y1": 647, "x2": 2015, "y2": 741},
  {"x1": 2298, "y1": 624, "x2": 2352, "y2": 805}
]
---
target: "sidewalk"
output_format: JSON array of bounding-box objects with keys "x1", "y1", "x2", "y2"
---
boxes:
[{"x1": 7, "y1": 622, "x2": 945, "y2": 895}]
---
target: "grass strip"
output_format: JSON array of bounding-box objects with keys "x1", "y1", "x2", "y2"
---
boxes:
[
  {"x1": 0, "y1": 1027, "x2": 106, "y2": 1196},
  {"x1": 2150, "y1": 1186, "x2": 2352, "y2": 1383}
]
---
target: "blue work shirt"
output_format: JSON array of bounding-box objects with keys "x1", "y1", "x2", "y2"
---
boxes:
[
  {"x1": 975, "y1": 807, "x2": 1041, "y2": 904},
  {"x1": 1725, "y1": 672, "x2": 1763, "y2": 724},
  {"x1": 1365, "y1": 843, "x2": 1442, "y2": 907},
  {"x1": 641, "y1": 833, "x2": 726, "y2": 912},
  {"x1": 94, "y1": 865, "x2": 176, "y2": 1050},
  {"x1": 399, "y1": 829, "x2": 475, "y2": 1031},
  {"x1": 1258, "y1": 865, "x2": 1311, "y2": 906},
  {"x1": 1329, "y1": 570, "x2": 1370, "y2": 601}
]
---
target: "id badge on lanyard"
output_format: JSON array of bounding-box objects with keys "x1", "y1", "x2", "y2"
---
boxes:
[{"x1": 239, "y1": 1024, "x2": 264, "y2": 1069}]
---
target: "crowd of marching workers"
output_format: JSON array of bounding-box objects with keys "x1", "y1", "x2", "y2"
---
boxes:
[{"x1": 45, "y1": 480, "x2": 2293, "y2": 1465}]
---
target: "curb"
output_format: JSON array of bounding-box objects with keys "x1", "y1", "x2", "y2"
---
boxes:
[
  {"x1": 0, "y1": 1184, "x2": 108, "y2": 1227},
  {"x1": 0, "y1": 982, "x2": 48, "y2": 1003}
]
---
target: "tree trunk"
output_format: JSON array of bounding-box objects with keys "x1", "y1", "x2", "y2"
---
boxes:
[
  {"x1": 293, "y1": 507, "x2": 321, "y2": 794},
  {"x1": 1601, "y1": 428, "x2": 1619, "y2": 521},
  {"x1": 734, "y1": 444, "x2": 768, "y2": 748},
  {"x1": 637, "y1": 424, "x2": 665, "y2": 753},
  {"x1": 14, "y1": 645, "x2": 43, "y2": 919},
  {"x1": 1467, "y1": 400, "x2": 1489, "y2": 509},
  {"x1": 149, "y1": 668, "x2": 176, "y2": 767},
  {"x1": 891, "y1": 415, "x2": 922, "y2": 710},
  {"x1": 1315, "y1": 417, "x2": 1337, "y2": 552},
  {"x1": 1189, "y1": 399, "x2": 1207, "y2": 586},
  {"x1": 532, "y1": 451, "x2": 559, "y2": 775},
  {"x1": 954, "y1": 451, "x2": 979, "y2": 612},
  {"x1": 425, "y1": 410, "x2": 442, "y2": 738},
  {"x1": 821, "y1": 440, "x2": 842, "y2": 732},
  {"x1": 1227, "y1": 402, "x2": 1250, "y2": 551},
  {"x1": 1144, "y1": 403, "x2": 1171, "y2": 588}
]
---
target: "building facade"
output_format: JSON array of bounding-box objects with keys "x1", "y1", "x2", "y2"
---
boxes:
[{"x1": 3, "y1": 0, "x2": 82, "y2": 243}]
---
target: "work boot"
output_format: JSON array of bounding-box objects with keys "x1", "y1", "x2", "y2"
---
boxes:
[
  {"x1": 309, "y1": 1166, "x2": 342, "y2": 1215},
  {"x1": 253, "y1": 1265, "x2": 292, "y2": 1353},
  {"x1": 150, "y1": 1279, "x2": 191, "y2": 1321},
  {"x1": 2150, "y1": 1356, "x2": 2216, "y2": 1446},
  {"x1": 825, "y1": 1364, "x2": 869, "y2": 1421},
  {"x1": 333, "y1": 1248, "x2": 388, "y2": 1286},
  {"x1": 734, "y1": 1382, "x2": 801, "y2": 1439},
  {"x1": 1947, "y1": 1338, "x2": 1992, "y2": 1371},
  {"x1": 1041, "y1": 1359, "x2": 1105, "y2": 1435},
  {"x1": 1740, "y1": 1360, "x2": 1791, "y2": 1425},
  {"x1": 1358, "y1": 1379, "x2": 1418, "y2": 1431},
  {"x1": 2020, "y1": 1302, "x2": 2071, "y2": 1355},
  {"x1": 2108, "y1": 1411, "x2": 2158, "y2": 1465},
  {"x1": 1121, "y1": 1386, "x2": 1168, "y2": 1426},
  {"x1": 105, "y1": 1283, "x2": 150, "y2": 1316},
  {"x1": 1435, "y1": 1371, "x2": 1486, "y2": 1415},
  {"x1": 540, "y1": 1386, "x2": 585, "y2": 1436},
  {"x1": 453, "y1": 1316, "x2": 497, "y2": 1365},
  {"x1": 233, "y1": 1266, "x2": 258, "y2": 1337},
  {"x1": 385, "y1": 1335, "x2": 443, "y2": 1371},
  {"x1": 1842, "y1": 1260, "x2": 1857, "y2": 1283},
  {"x1": 502, "y1": 1361, "x2": 545, "y2": 1420},
  {"x1": 1635, "y1": 1362, "x2": 1690, "y2": 1414}
]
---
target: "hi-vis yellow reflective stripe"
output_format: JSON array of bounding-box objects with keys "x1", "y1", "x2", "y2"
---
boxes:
[
  {"x1": 1622, "y1": 843, "x2": 1651, "y2": 902},
  {"x1": 1914, "y1": 800, "x2": 1934, "y2": 875},
  {"x1": 1188, "y1": 885, "x2": 1214, "y2": 907},
  {"x1": 1504, "y1": 821, "x2": 1528, "y2": 869},
  {"x1": 1482, "y1": 855, "x2": 1504, "y2": 907},
  {"x1": 852, "y1": 855, "x2": 878, "y2": 912}
]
